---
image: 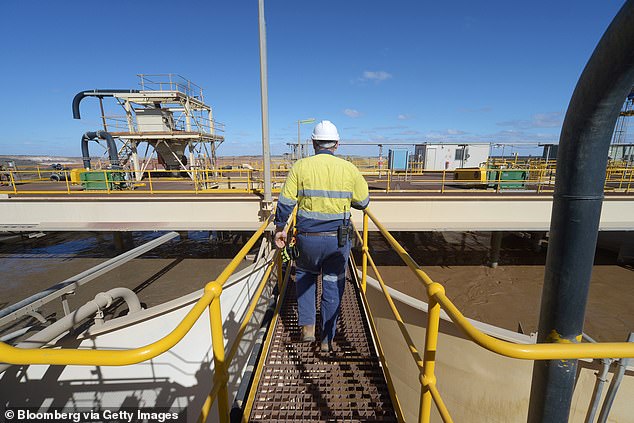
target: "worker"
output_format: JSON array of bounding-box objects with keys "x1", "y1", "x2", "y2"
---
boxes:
[{"x1": 273, "y1": 120, "x2": 370, "y2": 352}]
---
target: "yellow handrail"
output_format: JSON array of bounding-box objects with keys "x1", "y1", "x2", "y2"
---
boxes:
[
  {"x1": 360, "y1": 206, "x2": 634, "y2": 423},
  {"x1": 0, "y1": 287, "x2": 217, "y2": 366},
  {"x1": 0, "y1": 214, "x2": 279, "y2": 423}
]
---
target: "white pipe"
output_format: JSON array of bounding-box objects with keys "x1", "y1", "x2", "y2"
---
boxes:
[{"x1": 0, "y1": 288, "x2": 141, "y2": 373}]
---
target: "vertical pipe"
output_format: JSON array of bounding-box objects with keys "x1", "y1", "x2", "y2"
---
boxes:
[
  {"x1": 208, "y1": 284, "x2": 229, "y2": 423},
  {"x1": 258, "y1": 0, "x2": 272, "y2": 206},
  {"x1": 489, "y1": 231, "x2": 503, "y2": 268},
  {"x1": 362, "y1": 212, "x2": 369, "y2": 293},
  {"x1": 297, "y1": 120, "x2": 301, "y2": 160},
  {"x1": 419, "y1": 286, "x2": 443, "y2": 423},
  {"x1": 98, "y1": 97, "x2": 108, "y2": 131},
  {"x1": 528, "y1": 3, "x2": 634, "y2": 422},
  {"x1": 597, "y1": 333, "x2": 634, "y2": 423}
]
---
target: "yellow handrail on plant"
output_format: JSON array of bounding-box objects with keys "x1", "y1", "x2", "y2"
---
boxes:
[
  {"x1": 359, "y1": 207, "x2": 634, "y2": 423},
  {"x1": 0, "y1": 214, "x2": 279, "y2": 423}
]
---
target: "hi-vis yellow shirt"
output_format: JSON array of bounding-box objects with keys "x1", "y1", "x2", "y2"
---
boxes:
[{"x1": 274, "y1": 151, "x2": 370, "y2": 232}]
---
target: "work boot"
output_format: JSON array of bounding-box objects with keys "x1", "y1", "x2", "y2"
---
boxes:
[
  {"x1": 301, "y1": 325, "x2": 315, "y2": 342},
  {"x1": 320, "y1": 339, "x2": 332, "y2": 352}
]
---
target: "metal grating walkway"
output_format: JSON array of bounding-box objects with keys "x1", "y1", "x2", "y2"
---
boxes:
[{"x1": 247, "y1": 271, "x2": 398, "y2": 422}]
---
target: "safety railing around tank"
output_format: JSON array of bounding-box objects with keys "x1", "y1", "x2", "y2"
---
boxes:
[
  {"x1": 0, "y1": 213, "x2": 289, "y2": 423},
  {"x1": 2, "y1": 166, "x2": 633, "y2": 196},
  {"x1": 354, "y1": 207, "x2": 634, "y2": 423}
]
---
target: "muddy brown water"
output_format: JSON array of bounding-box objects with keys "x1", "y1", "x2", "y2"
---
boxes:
[{"x1": 0, "y1": 230, "x2": 632, "y2": 343}]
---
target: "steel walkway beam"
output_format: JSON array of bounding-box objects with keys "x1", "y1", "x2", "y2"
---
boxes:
[{"x1": 1, "y1": 196, "x2": 633, "y2": 232}]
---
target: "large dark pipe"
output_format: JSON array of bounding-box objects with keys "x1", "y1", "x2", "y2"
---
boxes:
[
  {"x1": 528, "y1": 2, "x2": 634, "y2": 423},
  {"x1": 72, "y1": 89, "x2": 139, "y2": 119},
  {"x1": 81, "y1": 131, "x2": 119, "y2": 169}
]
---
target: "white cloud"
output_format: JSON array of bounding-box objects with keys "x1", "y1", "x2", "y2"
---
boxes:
[
  {"x1": 447, "y1": 129, "x2": 466, "y2": 135},
  {"x1": 360, "y1": 70, "x2": 392, "y2": 82},
  {"x1": 344, "y1": 108, "x2": 362, "y2": 118},
  {"x1": 397, "y1": 114, "x2": 412, "y2": 120},
  {"x1": 497, "y1": 112, "x2": 563, "y2": 129}
]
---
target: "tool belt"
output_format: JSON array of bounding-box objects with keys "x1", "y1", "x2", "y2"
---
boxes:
[{"x1": 298, "y1": 231, "x2": 338, "y2": 237}]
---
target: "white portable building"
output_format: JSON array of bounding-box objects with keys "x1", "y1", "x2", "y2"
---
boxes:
[{"x1": 413, "y1": 143, "x2": 490, "y2": 170}]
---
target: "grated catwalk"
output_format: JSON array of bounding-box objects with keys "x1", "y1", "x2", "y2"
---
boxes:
[{"x1": 248, "y1": 272, "x2": 397, "y2": 422}]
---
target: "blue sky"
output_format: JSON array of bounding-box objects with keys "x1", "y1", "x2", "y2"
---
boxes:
[{"x1": 0, "y1": 1, "x2": 628, "y2": 158}]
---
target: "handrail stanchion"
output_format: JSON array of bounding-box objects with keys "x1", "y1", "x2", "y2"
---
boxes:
[
  {"x1": 276, "y1": 250, "x2": 284, "y2": 293},
  {"x1": 148, "y1": 171, "x2": 154, "y2": 194},
  {"x1": 65, "y1": 171, "x2": 71, "y2": 194},
  {"x1": 207, "y1": 282, "x2": 229, "y2": 423},
  {"x1": 441, "y1": 170, "x2": 445, "y2": 194},
  {"x1": 10, "y1": 171, "x2": 17, "y2": 194},
  {"x1": 104, "y1": 171, "x2": 110, "y2": 194},
  {"x1": 362, "y1": 212, "x2": 369, "y2": 293},
  {"x1": 37, "y1": 166, "x2": 41, "y2": 180},
  {"x1": 419, "y1": 285, "x2": 443, "y2": 423}
]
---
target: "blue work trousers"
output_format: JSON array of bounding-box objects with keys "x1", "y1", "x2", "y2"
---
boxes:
[{"x1": 295, "y1": 233, "x2": 350, "y2": 343}]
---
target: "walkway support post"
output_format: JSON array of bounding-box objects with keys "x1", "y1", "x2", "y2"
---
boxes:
[{"x1": 528, "y1": 2, "x2": 634, "y2": 422}]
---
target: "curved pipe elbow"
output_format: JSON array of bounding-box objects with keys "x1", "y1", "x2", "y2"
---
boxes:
[
  {"x1": 81, "y1": 131, "x2": 119, "y2": 169},
  {"x1": 72, "y1": 89, "x2": 140, "y2": 119}
]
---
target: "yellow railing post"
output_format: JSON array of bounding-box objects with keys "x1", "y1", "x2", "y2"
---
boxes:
[
  {"x1": 104, "y1": 171, "x2": 110, "y2": 194},
  {"x1": 362, "y1": 212, "x2": 369, "y2": 293},
  {"x1": 207, "y1": 282, "x2": 230, "y2": 423},
  {"x1": 9, "y1": 171, "x2": 17, "y2": 194},
  {"x1": 37, "y1": 166, "x2": 41, "y2": 180},
  {"x1": 419, "y1": 284, "x2": 443, "y2": 423},
  {"x1": 276, "y1": 249, "x2": 284, "y2": 293},
  {"x1": 148, "y1": 171, "x2": 154, "y2": 194},
  {"x1": 441, "y1": 170, "x2": 446, "y2": 194},
  {"x1": 387, "y1": 169, "x2": 391, "y2": 193},
  {"x1": 65, "y1": 171, "x2": 71, "y2": 194}
]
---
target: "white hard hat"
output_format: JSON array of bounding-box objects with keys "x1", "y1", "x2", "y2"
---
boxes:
[{"x1": 311, "y1": 120, "x2": 340, "y2": 144}]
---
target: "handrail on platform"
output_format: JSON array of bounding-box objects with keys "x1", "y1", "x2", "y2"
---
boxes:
[
  {"x1": 2, "y1": 165, "x2": 633, "y2": 196},
  {"x1": 355, "y1": 207, "x2": 634, "y2": 423}
]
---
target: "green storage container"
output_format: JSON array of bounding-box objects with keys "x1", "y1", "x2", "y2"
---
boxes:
[
  {"x1": 80, "y1": 171, "x2": 125, "y2": 190},
  {"x1": 487, "y1": 169, "x2": 528, "y2": 189}
]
